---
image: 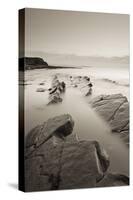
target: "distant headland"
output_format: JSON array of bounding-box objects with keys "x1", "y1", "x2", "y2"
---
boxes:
[{"x1": 19, "y1": 57, "x2": 78, "y2": 70}]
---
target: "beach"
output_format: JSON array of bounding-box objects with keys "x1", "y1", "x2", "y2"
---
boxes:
[{"x1": 23, "y1": 64, "x2": 129, "y2": 177}]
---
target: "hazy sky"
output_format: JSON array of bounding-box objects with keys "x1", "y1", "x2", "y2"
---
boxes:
[{"x1": 25, "y1": 8, "x2": 129, "y2": 57}]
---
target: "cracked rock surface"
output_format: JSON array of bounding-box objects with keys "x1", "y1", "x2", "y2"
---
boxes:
[
  {"x1": 90, "y1": 94, "x2": 129, "y2": 146},
  {"x1": 25, "y1": 114, "x2": 129, "y2": 192},
  {"x1": 47, "y1": 76, "x2": 66, "y2": 105}
]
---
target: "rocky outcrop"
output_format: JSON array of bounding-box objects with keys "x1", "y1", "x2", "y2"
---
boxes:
[
  {"x1": 25, "y1": 114, "x2": 128, "y2": 192},
  {"x1": 19, "y1": 57, "x2": 48, "y2": 70},
  {"x1": 47, "y1": 76, "x2": 66, "y2": 105},
  {"x1": 90, "y1": 94, "x2": 129, "y2": 145},
  {"x1": 69, "y1": 75, "x2": 93, "y2": 96}
]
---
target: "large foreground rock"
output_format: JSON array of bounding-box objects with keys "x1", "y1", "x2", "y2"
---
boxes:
[
  {"x1": 25, "y1": 114, "x2": 74, "y2": 157},
  {"x1": 25, "y1": 114, "x2": 128, "y2": 192},
  {"x1": 58, "y1": 141, "x2": 109, "y2": 190},
  {"x1": 90, "y1": 94, "x2": 129, "y2": 145},
  {"x1": 25, "y1": 140, "x2": 110, "y2": 191}
]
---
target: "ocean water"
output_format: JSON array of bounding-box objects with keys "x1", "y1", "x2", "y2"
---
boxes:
[{"x1": 23, "y1": 66, "x2": 129, "y2": 176}]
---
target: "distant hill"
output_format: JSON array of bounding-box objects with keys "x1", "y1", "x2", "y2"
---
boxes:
[
  {"x1": 19, "y1": 57, "x2": 48, "y2": 70},
  {"x1": 26, "y1": 52, "x2": 129, "y2": 67},
  {"x1": 19, "y1": 56, "x2": 78, "y2": 70},
  {"x1": 109, "y1": 56, "x2": 129, "y2": 63}
]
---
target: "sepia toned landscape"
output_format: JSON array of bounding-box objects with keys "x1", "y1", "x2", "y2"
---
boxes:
[{"x1": 19, "y1": 8, "x2": 129, "y2": 192}]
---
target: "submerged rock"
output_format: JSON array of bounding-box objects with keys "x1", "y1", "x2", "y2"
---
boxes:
[
  {"x1": 39, "y1": 82, "x2": 45, "y2": 85},
  {"x1": 85, "y1": 88, "x2": 92, "y2": 96},
  {"x1": 90, "y1": 94, "x2": 129, "y2": 145},
  {"x1": 36, "y1": 88, "x2": 46, "y2": 92},
  {"x1": 25, "y1": 114, "x2": 128, "y2": 192}
]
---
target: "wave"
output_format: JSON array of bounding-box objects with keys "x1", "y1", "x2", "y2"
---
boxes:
[{"x1": 101, "y1": 78, "x2": 129, "y2": 87}]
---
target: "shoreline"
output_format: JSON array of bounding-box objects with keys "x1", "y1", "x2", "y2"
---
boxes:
[{"x1": 23, "y1": 68, "x2": 129, "y2": 189}]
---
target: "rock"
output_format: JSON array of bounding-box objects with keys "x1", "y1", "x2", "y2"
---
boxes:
[
  {"x1": 48, "y1": 94, "x2": 63, "y2": 105},
  {"x1": 90, "y1": 94, "x2": 129, "y2": 145},
  {"x1": 59, "y1": 140, "x2": 109, "y2": 190},
  {"x1": 119, "y1": 130, "x2": 129, "y2": 145},
  {"x1": 93, "y1": 141, "x2": 109, "y2": 173},
  {"x1": 36, "y1": 88, "x2": 46, "y2": 92},
  {"x1": 84, "y1": 76, "x2": 88, "y2": 80},
  {"x1": 78, "y1": 75, "x2": 93, "y2": 96},
  {"x1": 25, "y1": 114, "x2": 75, "y2": 191},
  {"x1": 25, "y1": 114, "x2": 128, "y2": 192},
  {"x1": 49, "y1": 87, "x2": 57, "y2": 95},
  {"x1": 90, "y1": 94, "x2": 125, "y2": 106},
  {"x1": 48, "y1": 76, "x2": 66, "y2": 105},
  {"x1": 96, "y1": 173, "x2": 129, "y2": 187},
  {"x1": 25, "y1": 139, "x2": 64, "y2": 191},
  {"x1": 85, "y1": 88, "x2": 92, "y2": 96},
  {"x1": 25, "y1": 140, "x2": 110, "y2": 191},
  {"x1": 61, "y1": 81, "x2": 66, "y2": 92},
  {"x1": 102, "y1": 78, "x2": 117, "y2": 84},
  {"x1": 39, "y1": 82, "x2": 45, "y2": 85},
  {"x1": 110, "y1": 102, "x2": 129, "y2": 132},
  {"x1": 25, "y1": 114, "x2": 74, "y2": 150},
  {"x1": 88, "y1": 83, "x2": 93, "y2": 87}
]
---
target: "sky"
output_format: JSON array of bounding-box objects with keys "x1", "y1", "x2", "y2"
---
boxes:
[{"x1": 25, "y1": 8, "x2": 129, "y2": 58}]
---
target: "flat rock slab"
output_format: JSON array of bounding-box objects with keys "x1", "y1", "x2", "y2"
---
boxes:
[
  {"x1": 24, "y1": 114, "x2": 110, "y2": 192},
  {"x1": 25, "y1": 140, "x2": 109, "y2": 191},
  {"x1": 59, "y1": 141, "x2": 109, "y2": 190},
  {"x1": 90, "y1": 94, "x2": 129, "y2": 145},
  {"x1": 25, "y1": 139, "x2": 63, "y2": 191}
]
